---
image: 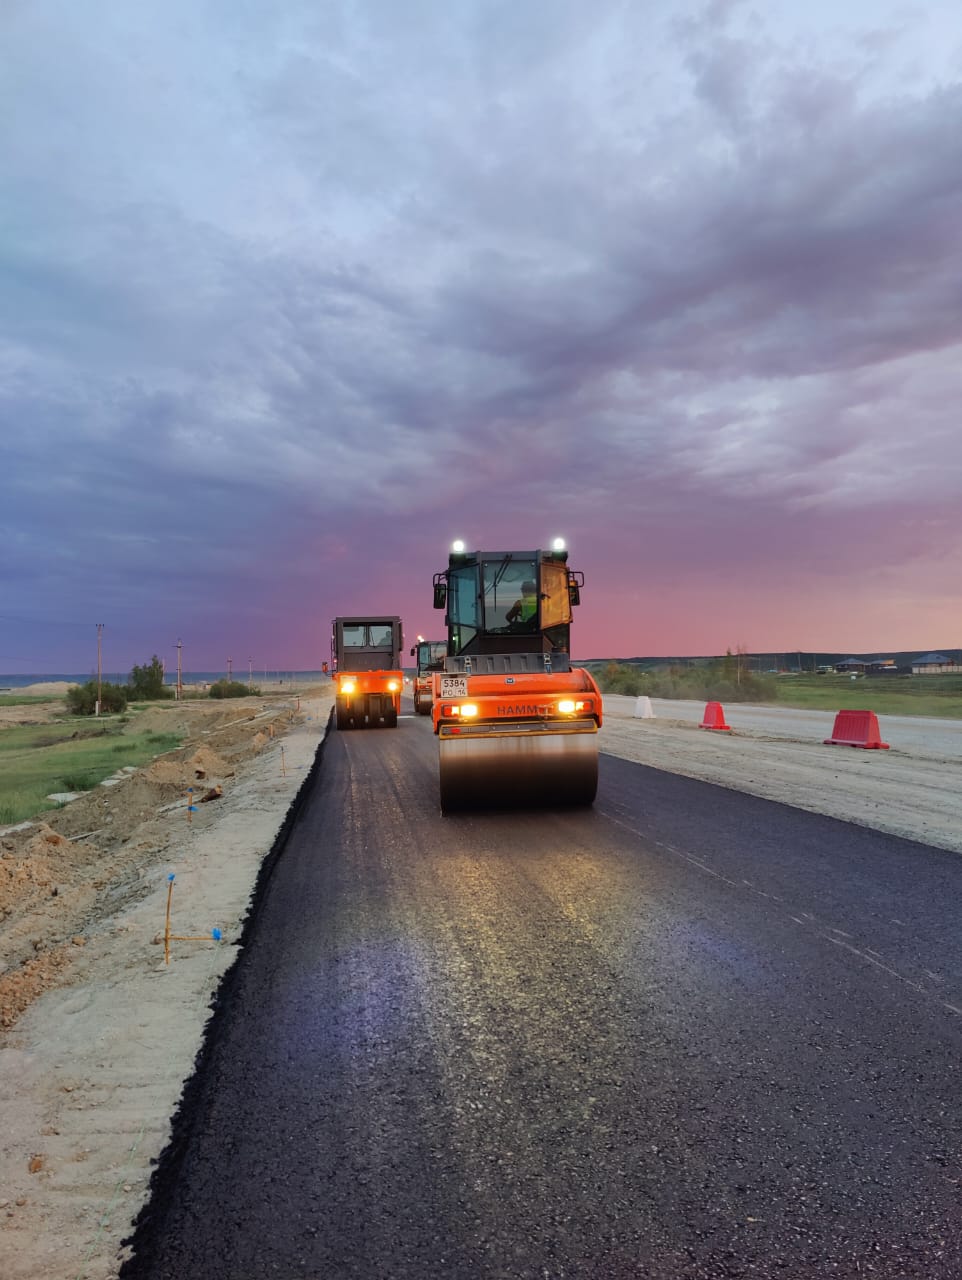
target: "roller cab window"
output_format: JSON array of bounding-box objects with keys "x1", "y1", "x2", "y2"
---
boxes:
[
  {"x1": 483, "y1": 557, "x2": 537, "y2": 633},
  {"x1": 343, "y1": 623, "x2": 394, "y2": 648},
  {"x1": 447, "y1": 564, "x2": 480, "y2": 651},
  {"x1": 540, "y1": 562, "x2": 571, "y2": 630}
]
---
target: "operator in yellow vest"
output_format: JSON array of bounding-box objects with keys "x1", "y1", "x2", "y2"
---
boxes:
[{"x1": 506, "y1": 580, "x2": 538, "y2": 626}]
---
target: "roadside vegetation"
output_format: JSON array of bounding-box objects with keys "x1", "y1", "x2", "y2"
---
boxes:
[
  {"x1": 0, "y1": 718, "x2": 183, "y2": 826},
  {"x1": 209, "y1": 679, "x2": 261, "y2": 699},
  {"x1": 66, "y1": 681, "x2": 128, "y2": 715},
  {"x1": 591, "y1": 662, "x2": 962, "y2": 719},
  {"x1": 66, "y1": 655, "x2": 172, "y2": 717},
  {"x1": 592, "y1": 653, "x2": 776, "y2": 703},
  {"x1": 128, "y1": 655, "x2": 170, "y2": 701},
  {"x1": 65, "y1": 661, "x2": 264, "y2": 712},
  {"x1": 760, "y1": 672, "x2": 962, "y2": 719}
]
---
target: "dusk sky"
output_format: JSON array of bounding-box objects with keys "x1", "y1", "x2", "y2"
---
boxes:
[{"x1": 3, "y1": 0, "x2": 961, "y2": 674}]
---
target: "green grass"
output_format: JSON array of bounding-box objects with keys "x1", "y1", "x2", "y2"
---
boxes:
[
  {"x1": 766, "y1": 673, "x2": 962, "y2": 718},
  {"x1": 0, "y1": 694, "x2": 62, "y2": 707},
  {"x1": 0, "y1": 723, "x2": 184, "y2": 826}
]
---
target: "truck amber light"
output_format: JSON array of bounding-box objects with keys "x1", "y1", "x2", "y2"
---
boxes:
[
  {"x1": 558, "y1": 699, "x2": 576, "y2": 714},
  {"x1": 341, "y1": 680, "x2": 356, "y2": 694},
  {"x1": 387, "y1": 680, "x2": 399, "y2": 691}
]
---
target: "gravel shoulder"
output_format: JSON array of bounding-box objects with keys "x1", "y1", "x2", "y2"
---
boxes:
[
  {"x1": 601, "y1": 695, "x2": 962, "y2": 855},
  {"x1": 1, "y1": 690, "x2": 960, "y2": 1279}
]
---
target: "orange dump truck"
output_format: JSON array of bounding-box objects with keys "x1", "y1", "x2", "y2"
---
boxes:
[
  {"x1": 430, "y1": 543, "x2": 602, "y2": 811},
  {"x1": 331, "y1": 616, "x2": 403, "y2": 729}
]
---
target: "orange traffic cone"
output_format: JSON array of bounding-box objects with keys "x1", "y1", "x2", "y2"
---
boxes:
[{"x1": 700, "y1": 701, "x2": 732, "y2": 732}]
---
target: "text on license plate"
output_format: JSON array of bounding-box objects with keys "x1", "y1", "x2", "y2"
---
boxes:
[{"x1": 439, "y1": 675, "x2": 469, "y2": 697}]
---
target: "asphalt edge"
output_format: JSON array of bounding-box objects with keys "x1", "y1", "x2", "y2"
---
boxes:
[{"x1": 117, "y1": 708, "x2": 333, "y2": 1275}]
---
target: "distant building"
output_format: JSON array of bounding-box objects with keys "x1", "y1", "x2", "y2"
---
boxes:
[
  {"x1": 911, "y1": 653, "x2": 960, "y2": 675},
  {"x1": 867, "y1": 659, "x2": 898, "y2": 675},
  {"x1": 834, "y1": 658, "x2": 868, "y2": 673},
  {"x1": 834, "y1": 658, "x2": 902, "y2": 676}
]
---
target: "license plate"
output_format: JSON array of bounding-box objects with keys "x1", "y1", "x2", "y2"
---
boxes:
[{"x1": 439, "y1": 675, "x2": 469, "y2": 697}]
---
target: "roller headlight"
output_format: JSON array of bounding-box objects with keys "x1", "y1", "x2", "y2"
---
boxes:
[{"x1": 558, "y1": 699, "x2": 576, "y2": 714}]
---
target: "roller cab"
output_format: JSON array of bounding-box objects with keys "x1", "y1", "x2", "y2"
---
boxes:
[
  {"x1": 430, "y1": 545, "x2": 603, "y2": 812},
  {"x1": 331, "y1": 616, "x2": 403, "y2": 729},
  {"x1": 410, "y1": 638, "x2": 447, "y2": 716}
]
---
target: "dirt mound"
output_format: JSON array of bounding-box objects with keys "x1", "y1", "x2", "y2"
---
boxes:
[
  {"x1": 0, "y1": 822, "x2": 107, "y2": 1029},
  {"x1": 189, "y1": 745, "x2": 231, "y2": 778},
  {"x1": 0, "y1": 940, "x2": 76, "y2": 1031},
  {"x1": 0, "y1": 825, "x2": 72, "y2": 917},
  {"x1": 0, "y1": 692, "x2": 317, "y2": 1039},
  {"x1": 23, "y1": 822, "x2": 70, "y2": 860},
  {"x1": 12, "y1": 682, "x2": 76, "y2": 697},
  {"x1": 144, "y1": 759, "x2": 192, "y2": 785},
  {"x1": 142, "y1": 744, "x2": 231, "y2": 788}
]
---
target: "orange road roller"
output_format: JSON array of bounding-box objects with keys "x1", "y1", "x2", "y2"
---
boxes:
[
  {"x1": 331, "y1": 616, "x2": 404, "y2": 729},
  {"x1": 430, "y1": 542, "x2": 602, "y2": 811}
]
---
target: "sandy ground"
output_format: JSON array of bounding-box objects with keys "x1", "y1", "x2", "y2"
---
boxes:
[{"x1": 1, "y1": 688, "x2": 961, "y2": 1279}]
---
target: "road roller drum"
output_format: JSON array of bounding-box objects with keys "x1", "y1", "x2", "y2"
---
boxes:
[{"x1": 438, "y1": 723, "x2": 598, "y2": 812}]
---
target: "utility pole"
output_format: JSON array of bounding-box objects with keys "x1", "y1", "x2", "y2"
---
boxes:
[
  {"x1": 227, "y1": 655, "x2": 233, "y2": 684},
  {"x1": 176, "y1": 639, "x2": 183, "y2": 701},
  {"x1": 96, "y1": 623, "x2": 104, "y2": 716},
  {"x1": 248, "y1": 656, "x2": 253, "y2": 691}
]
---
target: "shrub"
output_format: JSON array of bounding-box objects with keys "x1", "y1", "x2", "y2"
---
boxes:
[
  {"x1": 594, "y1": 662, "x2": 649, "y2": 697},
  {"x1": 594, "y1": 662, "x2": 777, "y2": 704},
  {"x1": 127, "y1": 655, "x2": 171, "y2": 701},
  {"x1": 208, "y1": 679, "x2": 260, "y2": 699},
  {"x1": 66, "y1": 681, "x2": 128, "y2": 716},
  {"x1": 59, "y1": 773, "x2": 95, "y2": 792}
]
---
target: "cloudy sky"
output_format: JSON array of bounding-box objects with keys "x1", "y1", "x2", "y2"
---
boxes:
[{"x1": 3, "y1": 0, "x2": 961, "y2": 673}]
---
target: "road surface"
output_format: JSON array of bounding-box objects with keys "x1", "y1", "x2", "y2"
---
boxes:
[{"x1": 121, "y1": 708, "x2": 962, "y2": 1279}]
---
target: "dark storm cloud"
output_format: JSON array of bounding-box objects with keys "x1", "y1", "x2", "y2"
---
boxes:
[{"x1": 2, "y1": 0, "x2": 960, "y2": 665}]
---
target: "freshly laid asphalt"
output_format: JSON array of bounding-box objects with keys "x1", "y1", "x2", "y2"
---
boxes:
[{"x1": 121, "y1": 708, "x2": 962, "y2": 1279}]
